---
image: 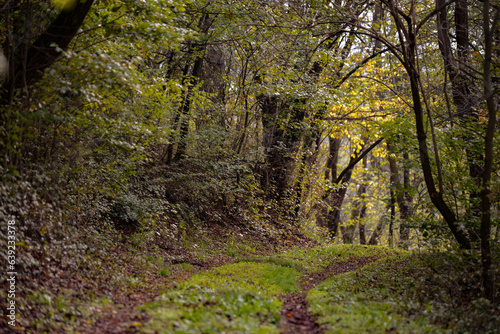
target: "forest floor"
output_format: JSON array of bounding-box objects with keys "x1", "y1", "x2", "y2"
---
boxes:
[
  {"x1": 3, "y1": 218, "x2": 500, "y2": 333},
  {"x1": 83, "y1": 249, "x2": 384, "y2": 334}
]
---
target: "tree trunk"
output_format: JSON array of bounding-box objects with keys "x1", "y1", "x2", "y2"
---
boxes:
[
  {"x1": 387, "y1": 0, "x2": 473, "y2": 249},
  {"x1": 479, "y1": 0, "x2": 498, "y2": 300},
  {"x1": 436, "y1": 0, "x2": 482, "y2": 226},
  {"x1": 258, "y1": 95, "x2": 306, "y2": 201},
  {"x1": 316, "y1": 137, "x2": 341, "y2": 235},
  {"x1": 387, "y1": 143, "x2": 400, "y2": 248},
  {"x1": 408, "y1": 58, "x2": 471, "y2": 249},
  {"x1": 1, "y1": 0, "x2": 95, "y2": 103},
  {"x1": 174, "y1": 51, "x2": 206, "y2": 161},
  {"x1": 343, "y1": 183, "x2": 367, "y2": 244},
  {"x1": 398, "y1": 151, "x2": 413, "y2": 249},
  {"x1": 343, "y1": 155, "x2": 369, "y2": 244},
  {"x1": 259, "y1": 94, "x2": 286, "y2": 198},
  {"x1": 387, "y1": 144, "x2": 412, "y2": 249},
  {"x1": 324, "y1": 138, "x2": 383, "y2": 239},
  {"x1": 389, "y1": 189, "x2": 395, "y2": 247},
  {"x1": 293, "y1": 125, "x2": 321, "y2": 218},
  {"x1": 173, "y1": 13, "x2": 211, "y2": 161},
  {"x1": 358, "y1": 201, "x2": 367, "y2": 245},
  {"x1": 368, "y1": 202, "x2": 389, "y2": 246},
  {"x1": 166, "y1": 63, "x2": 191, "y2": 164}
]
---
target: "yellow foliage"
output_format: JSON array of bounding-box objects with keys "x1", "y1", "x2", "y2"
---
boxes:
[{"x1": 52, "y1": 0, "x2": 78, "y2": 11}]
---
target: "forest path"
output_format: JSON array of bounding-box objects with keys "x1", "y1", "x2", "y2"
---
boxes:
[
  {"x1": 82, "y1": 245, "x2": 392, "y2": 333},
  {"x1": 278, "y1": 256, "x2": 381, "y2": 334}
]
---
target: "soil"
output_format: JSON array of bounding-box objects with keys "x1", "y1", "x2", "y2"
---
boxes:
[{"x1": 279, "y1": 256, "x2": 381, "y2": 334}]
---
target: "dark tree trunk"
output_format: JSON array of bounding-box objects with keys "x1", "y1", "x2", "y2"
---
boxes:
[
  {"x1": 173, "y1": 13, "x2": 212, "y2": 161},
  {"x1": 174, "y1": 50, "x2": 206, "y2": 161},
  {"x1": 387, "y1": 143, "x2": 400, "y2": 248},
  {"x1": 324, "y1": 138, "x2": 383, "y2": 239},
  {"x1": 368, "y1": 202, "x2": 389, "y2": 246},
  {"x1": 343, "y1": 183, "x2": 367, "y2": 244},
  {"x1": 258, "y1": 96, "x2": 306, "y2": 201},
  {"x1": 436, "y1": 0, "x2": 482, "y2": 226},
  {"x1": 316, "y1": 137, "x2": 341, "y2": 234},
  {"x1": 408, "y1": 58, "x2": 471, "y2": 249},
  {"x1": 398, "y1": 152, "x2": 413, "y2": 249},
  {"x1": 259, "y1": 94, "x2": 286, "y2": 199},
  {"x1": 389, "y1": 189, "x2": 395, "y2": 247},
  {"x1": 358, "y1": 201, "x2": 367, "y2": 244},
  {"x1": 387, "y1": 144, "x2": 412, "y2": 249},
  {"x1": 479, "y1": 0, "x2": 498, "y2": 300},
  {"x1": 343, "y1": 155, "x2": 369, "y2": 244},
  {"x1": 165, "y1": 63, "x2": 191, "y2": 164},
  {"x1": 1, "y1": 1, "x2": 95, "y2": 106},
  {"x1": 384, "y1": 0, "x2": 472, "y2": 248},
  {"x1": 293, "y1": 129, "x2": 319, "y2": 218}
]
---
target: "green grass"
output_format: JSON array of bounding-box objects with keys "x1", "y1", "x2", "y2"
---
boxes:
[
  {"x1": 139, "y1": 261, "x2": 301, "y2": 333},
  {"x1": 158, "y1": 268, "x2": 170, "y2": 276},
  {"x1": 247, "y1": 244, "x2": 401, "y2": 273},
  {"x1": 307, "y1": 254, "x2": 444, "y2": 333},
  {"x1": 140, "y1": 245, "x2": 500, "y2": 334},
  {"x1": 307, "y1": 252, "x2": 500, "y2": 334},
  {"x1": 139, "y1": 244, "x2": 400, "y2": 333},
  {"x1": 184, "y1": 262, "x2": 299, "y2": 296}
]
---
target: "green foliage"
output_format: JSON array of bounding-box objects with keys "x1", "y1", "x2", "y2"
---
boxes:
[{"x1": 108, "y1": 193, "x2": 160, "y2": 230}]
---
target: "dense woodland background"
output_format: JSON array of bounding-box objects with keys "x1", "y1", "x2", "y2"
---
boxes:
[{"x1": 0, "y1": 0, "x2": 499, "y2": 332}]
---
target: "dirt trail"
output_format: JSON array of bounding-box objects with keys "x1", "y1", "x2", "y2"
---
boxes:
[
  {"x1": 279, "y1": 256, "x2": 380, "y2": 334},
  {"x1": 85, "y1": 255, "x2": 380, "y2": 334},
  {"x1": 83, "y1": 257, "x2": 231, "y2": 334}
]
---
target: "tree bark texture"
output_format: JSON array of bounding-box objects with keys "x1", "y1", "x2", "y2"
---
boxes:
[{"x1": 174, "y1": 12, "x2": 212, "y2": 161}]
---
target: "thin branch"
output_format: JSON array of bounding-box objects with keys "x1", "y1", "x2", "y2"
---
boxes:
[
  {"x1": 333, "y1": 48, "x2": 390, "y2": 88},
  {"x1": 416, "y1": 0, "x2": 457, "y2": 34},
  {"x1": 333, "y1": 138, "x2": 384, "y2": 185},
  {"x1": 351, "y1": 75, "x2": 413, "y2": 108}
]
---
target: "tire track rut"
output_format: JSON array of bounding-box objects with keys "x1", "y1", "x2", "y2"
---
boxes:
[{"x1": 279, "y1": 256, "x2": 380, "y2": 334}]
